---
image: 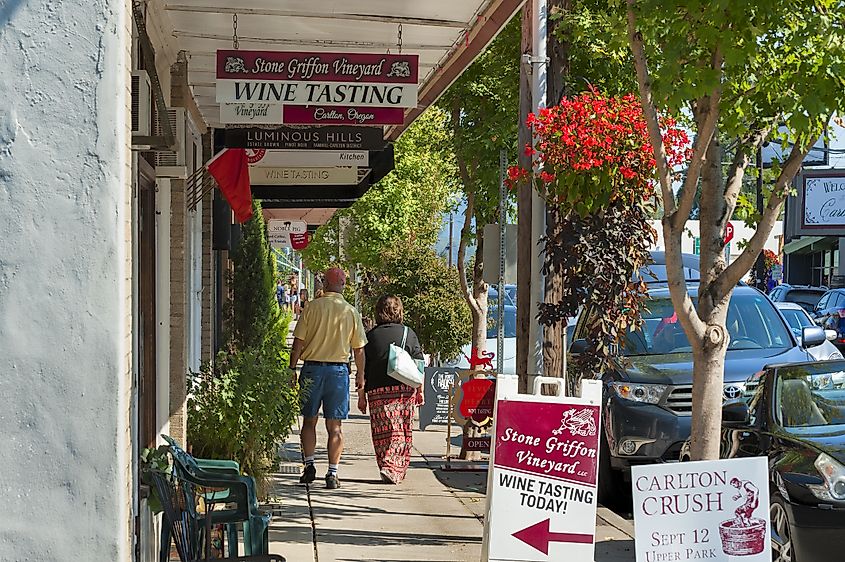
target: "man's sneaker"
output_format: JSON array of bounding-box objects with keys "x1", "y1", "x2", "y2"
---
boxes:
[
  {"x1": 325, "y1": 474, "x2": 340, "y2": 489},
  {"x1": 299, "y1": 464, "x2": 316, "y2": 484}
]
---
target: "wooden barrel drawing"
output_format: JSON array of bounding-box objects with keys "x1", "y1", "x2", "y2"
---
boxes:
[{"x1": 719, "y1": 518, "x2": 766, "y2": 555}]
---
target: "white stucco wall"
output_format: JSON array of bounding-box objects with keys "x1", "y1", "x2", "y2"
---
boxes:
[{"x1": 0, "y1": 1, "x2": 133, "y2": 560}]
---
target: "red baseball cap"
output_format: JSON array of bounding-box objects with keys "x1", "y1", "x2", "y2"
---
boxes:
[{"x1": 324, "y1": 267, "x2": 347, "y2": 286}]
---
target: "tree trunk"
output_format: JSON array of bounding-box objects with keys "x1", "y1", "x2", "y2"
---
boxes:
[
  {"x1": 461, "y1": 229, "x2": 489, "y2": 461},
  {"x1": 689, "y1": 325, "x2": 729, "y2": 460}
]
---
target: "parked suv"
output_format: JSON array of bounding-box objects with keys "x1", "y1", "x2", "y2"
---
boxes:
[
  {"x1": 812, "y1": 288, "x2": 845, "y2": 350},
  {"x1": 571, "y1": 282, "x2": 827, "y2": 502},
  {"x1": 769, "y1": 283, "x2": 827, "y2": 314}
]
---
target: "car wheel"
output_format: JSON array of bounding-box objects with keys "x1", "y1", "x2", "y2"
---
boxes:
[
  {"x1": 770, "y1": 494, "x2": 794, "y2": 562},
  {"x1": 597, "y1": 432, "x2": 623, "y2": 506}
]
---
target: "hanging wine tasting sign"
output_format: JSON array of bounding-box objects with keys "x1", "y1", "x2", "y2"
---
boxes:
[{"x1": 216, "y1": 50, "x2": 419, "y2": 108}]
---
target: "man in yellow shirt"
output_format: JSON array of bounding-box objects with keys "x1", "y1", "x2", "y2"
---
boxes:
[{"x1": 289, "y1": 268, "x2": 367, "y2": 489}]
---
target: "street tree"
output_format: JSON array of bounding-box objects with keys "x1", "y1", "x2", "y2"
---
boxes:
[
  {"x1": 626, "y1": 0, "x2": 845, "y2": 460},
  {"x1": 302, "y1": 108, "x2": 458, "y2": 272},
  {"x1": 440, "y1": 18, "x2": 520, "y2": 363}
]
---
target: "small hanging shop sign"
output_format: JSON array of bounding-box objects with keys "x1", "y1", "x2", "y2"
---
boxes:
[
  {"x1": 224, "y1": 126, "x2": 384, "y2": 151},
  {"x1": 249, "y1": 166, "x2": 359, "y2": 186}
]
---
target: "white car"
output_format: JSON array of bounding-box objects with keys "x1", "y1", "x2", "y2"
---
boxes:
[{"x1": 775, "y1": 301, "x2": 844, "y2": 361}]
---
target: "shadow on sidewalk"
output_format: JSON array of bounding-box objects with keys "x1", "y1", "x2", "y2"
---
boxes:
[{"x1": 311, "y1": 528, "x2": 482, "y2": 547}]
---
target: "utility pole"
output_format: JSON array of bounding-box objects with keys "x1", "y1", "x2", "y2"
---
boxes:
[
  {"x1": 516, "y1": 1, "x2": 534, "y2": 391},
  {"x1": 542, "y1": 0, "x2": 570, "y2": 382}
]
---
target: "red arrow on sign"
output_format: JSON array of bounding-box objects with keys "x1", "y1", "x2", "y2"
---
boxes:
[
  {"x1": 724, "y1": 221, "x2": 734, "y2": 244},
  {"x1": 512, "y1": 518, "x2": 594, "y2": 554}
]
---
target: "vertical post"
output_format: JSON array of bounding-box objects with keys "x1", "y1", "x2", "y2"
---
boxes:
[
  {"x1": 530, "y1": 0, "x2": 548, "y2": 375},
  {"x1": 516, "y1": 1, "x2": 534, "y2": 391},
  {"x1": 498, "y1": 150, "x2": 507, "y2": 373},
  {"x1": 543, "y1": 0, "x2": 570, "y2": 380},
  {"x1": 446, "y1": 381, "x2": 454, "y2": 469},
  {"x1": 755, "y1": 145, "x2": 766, "y2": 289},
  {"x1": 449, "y1": 212, "x2": 454, "y2": 268}
]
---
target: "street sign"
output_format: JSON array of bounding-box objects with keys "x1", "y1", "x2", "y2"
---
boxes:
[
  {"x1": 224, "y1": 126, "x2": 384, "y2": 151},
  {"x1": 632, "y1": 457, "x2": 771, "y2": 562},
  {"x1": 483, "y1": 375, "x2": 602, "y2": 562},
  {"x1": 724, "y1": 221, "x2": 734, "y2": 244},
  {"x1": 248, "y1": 149, "x2": 369, "y2": 168},
  {"x1": 249, "y1": 166, "x2": 358, "y2": 186}
]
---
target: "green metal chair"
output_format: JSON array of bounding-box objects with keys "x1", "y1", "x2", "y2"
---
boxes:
[
  {"x1": 150, "y1": 466, "x2": 284, "y2": 562},
  {"x1": 160, "y1": 435, "x2": 272, "y2": 558}
]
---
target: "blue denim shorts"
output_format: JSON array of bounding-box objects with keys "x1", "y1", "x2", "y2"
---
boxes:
[{"x1": 299, "y1": 363, "x2": 350, "y2": 420}]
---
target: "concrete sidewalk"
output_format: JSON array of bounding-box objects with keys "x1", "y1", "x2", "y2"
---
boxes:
[{"x1": 262, "y1": 402, "x2": 634, "y2": 562}]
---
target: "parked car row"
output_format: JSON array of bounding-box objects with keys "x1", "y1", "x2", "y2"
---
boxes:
[{"x1": 448, "y1": 257, "x2": 842, "y2": 560}]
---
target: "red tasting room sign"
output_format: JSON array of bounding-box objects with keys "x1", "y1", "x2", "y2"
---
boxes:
[
  {"x1": 454, "y1": 377, "x2": 496, "y2": 425},
  {"x1": 485, "y1": 377, "x2": 602, "y2": 562},
  {"x1": 289, "y1": 232, "x2": 311, "y2": 251}
]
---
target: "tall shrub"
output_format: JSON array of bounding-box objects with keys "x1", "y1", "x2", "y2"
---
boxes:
[
  {"x1": 231, "y1": 200, "x2": 275, "y2": 348},
  {"x1": 188, "y1": 199, "x2": 298, "y2": 492}
]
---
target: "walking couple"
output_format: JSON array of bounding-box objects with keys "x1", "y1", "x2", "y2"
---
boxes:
[{"x1": 289, "y1": 267, "x2": 424, "y2": 489}]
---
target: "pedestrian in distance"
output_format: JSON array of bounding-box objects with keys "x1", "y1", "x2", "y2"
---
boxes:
[
  {"x1": 289, "y1": 285, "x2": 299, "y2": 318},
  {"x1": 276, "y1": 279, "x2": 287, "y2": 310},
  {"x1": 299, "y1": 288, "x2": 310, "y2": 312},
  {"x1": 289, "y1": 267, "x2": 367, "y2": 489},
  {"x1": 358, "y1": 295, "x2": 424, "y2": 484}
]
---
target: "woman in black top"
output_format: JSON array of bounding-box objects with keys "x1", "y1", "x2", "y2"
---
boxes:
[{"x1": 357, "y1": 294, "x2": 424, "y2": 484}]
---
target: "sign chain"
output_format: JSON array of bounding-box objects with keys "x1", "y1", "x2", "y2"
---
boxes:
[
  {"x1": 397, "y1": 23, "x2": 403, "y2": 54},
  {"x1": 232, "y1": 14, "x2": 239, "y2": 50}
]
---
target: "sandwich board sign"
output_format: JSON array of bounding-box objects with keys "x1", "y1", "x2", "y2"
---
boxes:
[
  {"x1": 483, "y1": 375, "x2": 602, "y2": 562},
  {"x1": 632, "y1": 457, "x2": 771, "y2": 562}
]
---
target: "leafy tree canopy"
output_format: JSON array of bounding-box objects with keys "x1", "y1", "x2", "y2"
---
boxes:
[
  {"x1": 440, "y1": 17, "x2": 520, "y2": 226},
  {"x1": 359, "y1": 239, "x2": 472, "y2": 359},
  {"x1": 302, "y1": 107, "x2": 459, "y2": 272}
]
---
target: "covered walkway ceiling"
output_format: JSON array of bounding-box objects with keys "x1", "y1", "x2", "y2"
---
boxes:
[{"x1": 158, "y1": 0, "x2": 522, "y2": 225}]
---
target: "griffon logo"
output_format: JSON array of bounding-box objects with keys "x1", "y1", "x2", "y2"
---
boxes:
[
  {"x1": 225, "y1": 56, "x2": 248, "y2": 74},
  {"x1": 552, "y1": 408, "x2": 597, "y2": 438},
  {"x1": 386, "y1": 61, "x2": 411, "y2": 78}
]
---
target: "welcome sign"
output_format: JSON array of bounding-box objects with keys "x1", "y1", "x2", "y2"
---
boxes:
[{"x1": 803, "y1": 175, "x2": 845, "y2": 228}]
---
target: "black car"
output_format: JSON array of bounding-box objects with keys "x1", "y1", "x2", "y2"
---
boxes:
[
  {"x1": 812, "y1": 288, "x2": 845, "y2": 350},
  {"x1": 681, "y1": 361, "x2": 845, "y2": 562},
  {"x1": 571, "y1": 284, "x2": 828, "y2": 503},
  {"x1": 769, "y1": 284, "x2": 828, "y2": 314}
]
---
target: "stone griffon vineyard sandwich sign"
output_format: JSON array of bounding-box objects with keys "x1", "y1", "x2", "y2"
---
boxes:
[
  {"x1": 632, "y1": 457, "x2": 771, "y2": 562},
  {"x1": 483, "y1": 376, "x2": 602, "y2": 562},
  {"x1": 216, "y1": 50, "x2": 418, "y2": 124}
]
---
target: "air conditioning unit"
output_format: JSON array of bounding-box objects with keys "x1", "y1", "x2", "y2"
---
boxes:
[
  {"x1": 155, "y1": 107, "x2": 187, "y2": 178},
  {"x1": 131, "y1": 70, "x2": 152, "y2": 138}
]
